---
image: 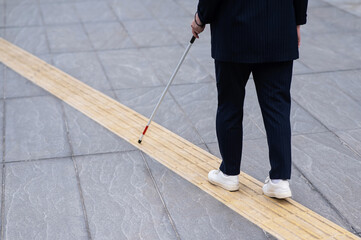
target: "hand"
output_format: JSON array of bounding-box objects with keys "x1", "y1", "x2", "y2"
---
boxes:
[
  {"x1": 191, "y1": 13, "x2": 205, "y2": 39},
  {"x1": 297, "y1": 25, "x2": 301, "y2": 47}
]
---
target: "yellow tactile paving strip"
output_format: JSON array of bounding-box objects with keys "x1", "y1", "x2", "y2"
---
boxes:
[{"x1": 0, "y1": 37, "x2": 359, "y2": 240}]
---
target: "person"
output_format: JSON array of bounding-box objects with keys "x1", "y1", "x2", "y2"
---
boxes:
[{"x1": 191, "y1": 0, "x2": 308, "y2": 199}]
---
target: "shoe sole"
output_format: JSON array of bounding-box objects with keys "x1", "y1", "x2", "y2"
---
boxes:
[
  {"x1": 208, "y1": 179, "x2": 239, "y2": 192},
  {"x1": 263, "y1": 190, "x2": 292, "y2": 199}
]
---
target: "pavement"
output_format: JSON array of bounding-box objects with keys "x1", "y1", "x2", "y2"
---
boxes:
[{"x1": 0, "y1": 0, "x2": 361, "y2": 239}]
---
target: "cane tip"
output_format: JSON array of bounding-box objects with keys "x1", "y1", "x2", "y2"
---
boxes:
[{"x1": 138, "y1": 139, "x2": 142, "y2": 144}]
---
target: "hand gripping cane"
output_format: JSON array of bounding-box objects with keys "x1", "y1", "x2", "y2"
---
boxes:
[{"x1": 138, "y1": 36, "x2": 196, "y2": 144}]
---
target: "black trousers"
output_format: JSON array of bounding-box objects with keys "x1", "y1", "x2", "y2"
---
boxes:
[{"x1": 215, "y1": 60, "x2": 293, "y2": 179}]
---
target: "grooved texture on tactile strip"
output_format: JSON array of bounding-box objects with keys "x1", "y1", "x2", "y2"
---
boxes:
[{"x1": 0, "y1": 38, "x2": 359, "y2": 240}]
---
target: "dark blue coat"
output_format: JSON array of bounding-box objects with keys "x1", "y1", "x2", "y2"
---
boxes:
[{"x1": 197, "y1": 0, "x2": 308, "y2": 63}]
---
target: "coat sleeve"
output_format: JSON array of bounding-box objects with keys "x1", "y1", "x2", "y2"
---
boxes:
[
  {"x1": 293, "y1": 0, "x2": 308, "y2": 25},
  {"x1": 197, "y1": 0, "x2": 222, "y2": 24}
]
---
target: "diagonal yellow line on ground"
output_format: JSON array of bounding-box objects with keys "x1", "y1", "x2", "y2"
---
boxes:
[{"x1": 0, "y1": 37, "x2": 359, "y2": 240}]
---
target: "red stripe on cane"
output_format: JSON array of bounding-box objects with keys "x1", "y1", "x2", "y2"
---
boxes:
[{"x1": 142, "y1": 126, "x2": 149, "y2": 135}]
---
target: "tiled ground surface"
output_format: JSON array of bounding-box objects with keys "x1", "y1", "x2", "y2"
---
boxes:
[{"x1": 0, "y1": 0, "x2": 361, "y2": 239}]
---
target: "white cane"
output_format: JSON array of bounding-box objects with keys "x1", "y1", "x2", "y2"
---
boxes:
[{"x1": 138, "y1": 36, "x2": 196, "y2": 144}]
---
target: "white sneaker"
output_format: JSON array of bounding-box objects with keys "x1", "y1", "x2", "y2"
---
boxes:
[
  {"x1": 262, "y1": 176, "x2": 292, "y2": 199},
  {"x1": 208, "y1": 170, "x2": 239, "y2": 191}
]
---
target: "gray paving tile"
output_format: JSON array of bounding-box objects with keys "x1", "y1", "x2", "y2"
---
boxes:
[
  {"x1": 173, "y1": 0, "x2": 197, "y2": 14},
  {"x1": 123, "y1": 19, "x2": 178, "y2": 47},
  {"x1": 160, "y1": 17, "x2": 211, "y2": 45},
  {"x1": 323, "y1": 0, "x2": 361, "y2": 17},
  {"x1": 311, "y1": 32, "x2": 361, "y2": 61},
  {"x1": 144, "y1": 0, "x2": 190, "y2": 19},
  {"x1": 292, "y1": 132, "x2": 361, "y2": 232},
  {"x1": 337, "y1": 3, "x2": 361, "y2": 17},
  {"x1": 169, "y1": 83, "x2": 265, "y2": 143},
  {"x1": 109, "y1": 0, "x2": 153, "y2": 21},
  {"x1": 0, "y1": 5, "x2": 4, "y2": 27},
  {"x1": 0, "y1": 163, "x2": 2, "y2": 229},
  {"x1": 114, "y1": 86, "x2": 203, "y2": 144},
  {"x1": 328, "y1": 70, "x2": 361, "y2": 104},
  {"x1": 5, "y1": 96, "x2": 71, "y2": 161},
  {"x1": 62, "y1": 102, "x2": 136, "y2": 156},
  {"x1": 5, "y1": 3, "x2": 42, "y2": 27},
  {"x1": 97, "y1": 49, "x2": 163, "y2": 89},
  {"x1": 292, "y1": 72, "x2": 361, "y2": 131},
  {"x1": 46, "y1": 24, "x2": 93, "y2": 53},
  {"x1": 293, "y1": 59, "x2": 313, "y2": 75},
  {"x1": 243, "y1": 80, "x2": 327, "y2": 135},
  {"x1": 189, "y1": 43, "x2": 215, "y2": 79},
  {"x1": 141, "y1": 46, "x2": 212, "y2": 85},
  {"x1": 144, "y1": 154, "x2": 271, "y2": 240},
  {"x1": 74, "y1": 1, "x2": 117, "y2": 23},
  {"x1": 314, "y1": 0, "x2": 359, "y2": 7},
  {"x1": 4, "y1": 0, "x2": 37, "y2": 4},
  {"x1": 84, "y1": 22, "x2": 134, "y2": 50},
  {"x1": 308, "y1": 0, "x2": 332, "y2": 7},
  {"x1": 4, "y1": 159, "x2": 88, "y2": 240},
  {"x1": 303, "y1": 6, "x2": 361, "y2": 35},
  {"x1": 75, "y1": 151, "x2": 178, "y2": 240},
  {"x1": 0, "y1": 64, "x2": 4, "y2": 99},
  {"x1": 300, "y1": 13, "x2": 337, "y2": 36},
  {"x1": 40, "y1": 2, "x2": 79, "y2": 25},
  {"x1": 52, "y1": 52, "x2": 112, "y2": 92},
  {"x1": 206, "y1": 139, "x2": 349, "y2": 230},
  {"x1": 4, "y1": 26, "x2": 49, "y2": 55},
  {"x1": 313, "y1": 5, "x2": 350, "y2": 21},
  {"x1": 4, "y1": 55, "x2": 51, "y2": 98},
  {"x1": 289, "y1": 101, "x2": 328, "y2": 135},
  {"x1": 336, "y1": 129, "x2": 361, "y2": 156},
  {"x1": 328, "y1": 0, "x2": 361, "y2": 4},
  {"x1": 38, "y1": 0, "x2": 73, "y2": 3},
  {"x1": 300, "y1": 32, "x2": 361, "y2": 72},
  {"x1": 0, "y1": 100, "x2": 3, "y2": 159}
]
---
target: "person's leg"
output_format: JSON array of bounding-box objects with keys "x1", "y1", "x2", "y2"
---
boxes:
[
  {"x1": 252, "y1": 61, "x2": 293, "y2": 180},
  {"x1": 215, "y1": 60, "x2": 251, "y2": 176}
]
